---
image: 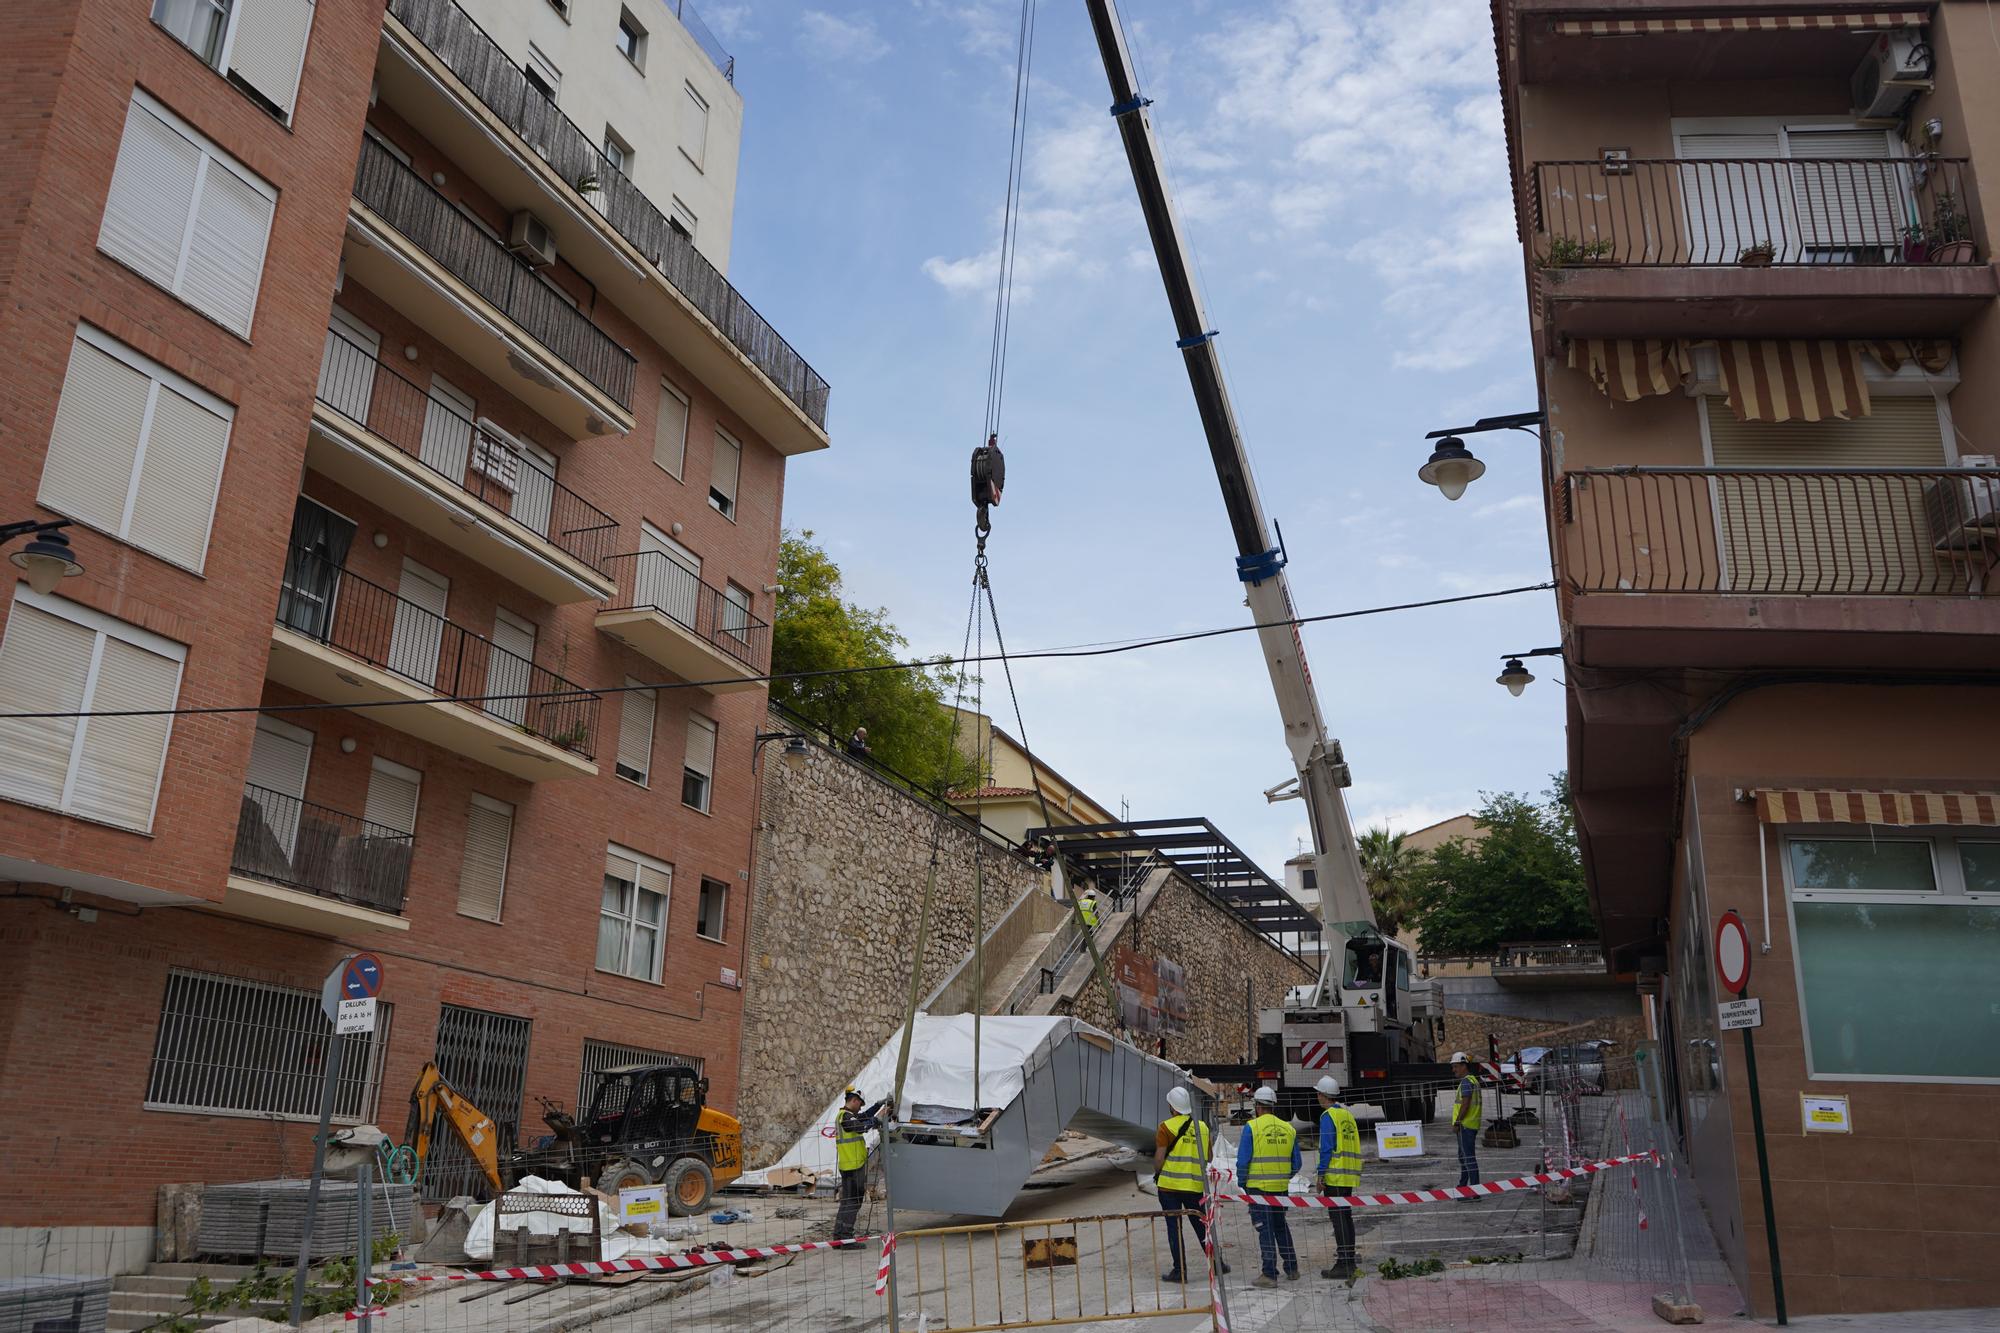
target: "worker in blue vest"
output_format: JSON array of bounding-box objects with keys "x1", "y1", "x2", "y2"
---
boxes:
[
  {"x1": 831, "y1": 1088, "x2": 892, "y2": 1241},
  {"x1": 1312, "y1": 1075, "x2": 1362, "y2": 1280},
  {"x1": 1235, "y1": 1085, "x2": 1300, "y2": 1286}
]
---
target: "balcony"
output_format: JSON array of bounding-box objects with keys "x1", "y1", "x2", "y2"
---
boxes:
[
  {"x1": 595, "y1": 550, "x2": 769, "y2": 692},
  {"x1": 1490, "y1": 940, "x2": 1616, "y2": 987},
  {"x1": 1507, "y1": 4, "x2": 1935, "y2": 86},
  {"x1": 267, "y1": 548, "x2": 601, "y2": 780},
  {"x1": 310, "y1": 331, "x2": 618, "y2": 604},
  {"x1": 1560, "y1": 465, "x2": 2000, "y2": 672},
  {"x1": 374, "y1": 0, "x2": 831, "y2": 454},
  {"x1": 1532, "y1": 157, "x2": 1996, "y2": 339},
  {"x1": 222, "y1": 786, "x2": 413, "y2": 936},
  {"x1": 346, "y1": 135, "x2": 637, "y2": 438}
]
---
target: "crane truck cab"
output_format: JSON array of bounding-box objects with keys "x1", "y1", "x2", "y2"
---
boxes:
[
  {"x1": 1256, "y1": 931, "x2": 1441, "y2": 1124},
  {"x1": 511, "y1": 1063, "x2": 742, "y2": 1215}
]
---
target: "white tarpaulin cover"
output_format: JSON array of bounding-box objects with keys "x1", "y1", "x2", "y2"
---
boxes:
[
  {"x1": 736, "y1": 1014, "x2": 1088, "y2": 1187},
  {"x1": 464, "y1": 1176, "x2": 692, "y2": 1262}
]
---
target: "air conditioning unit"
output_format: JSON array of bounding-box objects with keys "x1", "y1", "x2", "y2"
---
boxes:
[
  {"x1": 1924, "y1": 456, "x2": 1999, "y2": 552},
  {"x1": 1850, "y1": 28, "x2": 1930, "y2": 118},
  {"x1": 506, "y1": 210, "x2": 557, "y2": 268}
]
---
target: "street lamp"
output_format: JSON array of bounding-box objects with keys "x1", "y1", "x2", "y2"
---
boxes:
[
  {"x1": 3, "y1": 520, "x2": 84, "y2": 595},
  {"x1": 753, "y1": 730, "x2": 810, "y2": 772},
  {"x1": 1496, "y1": 647, "x2": 1562, "y2": 697},
  {"x1": 1418, "y1": 411, "x2": 1545, "y2": 501}
]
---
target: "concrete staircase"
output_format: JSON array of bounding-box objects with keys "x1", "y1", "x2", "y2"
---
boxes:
[{"x1": 106, "y1": 1263, "x2": 262, "y2": 1332}]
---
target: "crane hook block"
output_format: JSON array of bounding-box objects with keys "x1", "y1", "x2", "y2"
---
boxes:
[{"x1": 971, "y1": 437, "x2": 1006, "y2": 511}]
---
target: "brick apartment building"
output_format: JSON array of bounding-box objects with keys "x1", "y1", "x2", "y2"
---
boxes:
[
  {"x1": 0, "y1": 0, "x2": 828, "y2": 1268},
  {"x1": 1491, "y1": 0, "x2": 1999, "y2": 1317}
]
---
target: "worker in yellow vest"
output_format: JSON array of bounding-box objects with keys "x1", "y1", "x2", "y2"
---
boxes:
[
  {"x1": 1152, "y1": 1087, "x2": 1229, "y2": 1284},
  {"x1": 1450, "y1": 1052, "x2": 1483, "y2": 1194},
  {"x1": 1234, "y1": 1085, "x2": 1300, "y2": 1286},
  {"x1": 1079, "y1": 888, "x2": 1100, "y2": 930},
  {"x1": 832, "y1": 1087, "x2": 891, "y2": 1240},
  {"x1": 1312, "y1": 1075, "x2": 1362, "y2": 1280}
]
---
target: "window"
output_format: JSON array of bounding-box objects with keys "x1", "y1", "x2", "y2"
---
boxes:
[
  {"x1": 38, "y1": 326, "x2": 233, "y2": 573},
  {"x1": 1784, "y1": 833, "x2": 2000, "y2": 1082},
  {"x1": 697, "y1": 877, "x2": 728, "y2": 942},
  {"x1": 456, "y1": 794, "x2": 514, "y2": 921},
  {"x1": 616, "y1": 679, "x2": 655, "y2": 784},
  {"x1": 708, "y1": 428, "x2": 740, "y2": 519},
  {"x1": 318, "y1": 307, "x2": 381, "y2": 422},
  {"x1": 485, "y1": 607, "x2": 536, "y2": 727},
  {"x1": 603, "y1": 127, "x2": 632, "y2": 176},
  {"x1": 425, "y1": 1005, "x2": 530, "y2": 1200},
  {"x1": 363, "y1": 757, "x2": 421, "y2": 837},
  {"x1": 546, "y1": 0, "x2": 569, "y2": 17},
  {"x1": 679, "y1": 83, "x2": 708, "y2": 170},
  {"x1": 153, "y1": 0, "x2": 316, "y2": 123},
  {"x1": 278, "y1": 496, "x2": 355, "y2": 641},
  {"x1": 600, "y1": 845, "x2": 670, "y2": 982},
  {"x1": 638, "y1": 521, "x2": 700, "y2": 626},
  {"x1": 99, "y1": 91, "x2": 277, "y2": 336},
  {"x1": 722, "y1": 582, "x2": 751, "y2": 641},
  {"x1": 386, "y1": 558, "x2": 449, "y2": 687},
  {"x1": 243, "y1": 714, "x2": 313, "y2": 857},
  {"x1": 682, "y1": 713, "x2": 716, "y2": 812},
  {"x1": 0, "y1": 589, "x2": 185, "y2": 833},
  {"x1": 577, "y1": 1038, "x2": 703, "y2": 1112},
  {"x1": 525, "y1": 43, "x2": 561, "y2": 100},
  {"x1": 615, "y1": 9, "x2": 646, "y2": 68},
  {"x1": 146, "y1": 968, "x2": 393, "y2": 1120},
  {"x1": 653, "y1": 381, "x2": 689, "y2": 478},
  {"x1": 1672, "y1": 118, "x2": 1900, "y2": 265}
]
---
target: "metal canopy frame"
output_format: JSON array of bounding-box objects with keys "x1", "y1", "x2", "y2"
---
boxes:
[{"x1": 1025, "y1": 817, "x2": 1321, "y2": 965}]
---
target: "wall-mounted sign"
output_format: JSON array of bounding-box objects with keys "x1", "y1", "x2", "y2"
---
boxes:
[
  {"x1": 1374, "y1": 1121, "x2": 1424, "y2": 1159},
  {"x1": 1718, "y1": 997, "x2": 1762, "y2": 1031},
  {"x1": 1112, "y1": 945, "x2": 1189, "y2": 1037},
  {"x1": 1800, "y1": 1095, "x2": 1851, "y2": 1135},
  {"x1": 1714, "y1": 911, "x2": 1751, "y2": 996}
]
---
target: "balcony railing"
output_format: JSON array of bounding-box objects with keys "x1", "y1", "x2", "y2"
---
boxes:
[
  {"x1": 278, "y1": 547, "x2": 601, "y2": 751},
  {"x1": 1561, "y1": 466, "x2": 2000, "y2": 596},
  {"x1": 232, "y1": 785, "x2": 413, "y2": 914},
  {"x1": 317, "y1": 330, "x2": 621, "y2": 570},
  {"x1": 602, "y1": 549, "x2": 771, "y2": 672},
  {"x1": 1492, "y1": 940, "x2": 1607, "y2": 975},
  {"x1": 385, "y1": 0, "x2": 830, "y2": 429},
  {"x1": 1533, "y1": 157, "x2": 1979, "y2": 267},
  {"x1": 353, "y1": 135, "x2": 637, "y2": 408},
  {"x1": 657, "y1": 0, "x2": 734, "y2": 82}
]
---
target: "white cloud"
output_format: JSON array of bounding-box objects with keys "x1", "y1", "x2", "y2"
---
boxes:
[
  {"x1": 1474, "y1": 493, "x2": 1541, "y2": 518},
  {"x1": 1351, "y1": 800, "x2": 1466, "y2": 836},
  {"x1": 799, "y1": 10, "x2": 888, "y2": 62}
]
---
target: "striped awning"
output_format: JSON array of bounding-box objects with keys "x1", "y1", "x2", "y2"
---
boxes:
[
  {"x1": 1861, "y1": 338, "x2": 1954, "y2": 376},
  {"x1": 1757, "y1": 789, "x2": 2000, "y2": 826},
  {"x1": 1554, "y1": 12, "x2": 1927, "y2": 37},
  {"x1": 1715, "y1": 339, "x2": 1871, "y2": 423},
  {"x1": 1567, "y1": 338, "x2": 1691, "y2": 403}
]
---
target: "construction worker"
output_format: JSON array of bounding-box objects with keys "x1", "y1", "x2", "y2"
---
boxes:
[
  {"x1": 832, "y1": 1088, "x2": 891, "y2": 1241},
  {"x1": 1235, "y1": 1085, "x2": 1300, "y2": 1287},
  {"x1": 1079, "y1": 887, "x2": 1101, "y2": 930},
  {"x1": 1152, "y1": 1087, "x2": 1229, "y2": 1284},
  {"x1": 1450, "y1": 1052, "x2": 1482, "y2": 1193},
  {"x1": 1312, "y1": 1075, "x2": 1361, "y2": 1280}
]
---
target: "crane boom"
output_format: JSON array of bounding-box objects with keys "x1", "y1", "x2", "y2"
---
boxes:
[{"x1": 1082, "y1": 0, "x2": 1373, "y2": 986}]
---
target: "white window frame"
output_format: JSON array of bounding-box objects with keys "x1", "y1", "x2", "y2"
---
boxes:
[
  {"x1": 668, "y1": 197, "x2": 697, "y2": 241},
  {"x1": 601, "y1": 843, "x2": 670, "y2": 983},
  {"x1": 153, "y1": 0, "x2": 315, "y2": 124},
  {"x1": 456, "y1": 792, "x2": 515, "y2": 923},
  {"x1": 364, "y1": 755, "x2": 423, "y2": 836},
  {"x1": 615, "y1": 677, "x2": 655, "y2": 786},
  {"x1": 708, "y1": 427, "x2": 740, "y2": 521},
  {"x1": 1781, "y1": 828, "x2": 2000, "y2": 1085},
  {"x1": 696, "y1": 876, "x2": 727, "y2": 943},
  {"x1": 0, "y1": 587, "x2": 187, "y2": 833},
  {"x1": 653, "y1": 380, "x2": 689, "y2": 479},
  {"x1": 526, "y1": 43, "x2": 562, "y2": 100},
  {"x1": 615, "y1": 8, "x2": 647, "y2": 70},
  {"x1": 679, "y1": 82, "x2": 708, "y2": 172},
  {"x1": 39, "y1": 324, "x2": 235, "y2": 574},
  {"x1": 682, "y1": 712, "x2": 715, "y2": 813},
  {"x1": 603, "y1": 126, "x2": 632, "y2": 177}
]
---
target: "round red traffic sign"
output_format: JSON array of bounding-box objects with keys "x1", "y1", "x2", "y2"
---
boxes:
[{"x1": 1714, "y1": 911, "x2": 1751, "y2": 996}]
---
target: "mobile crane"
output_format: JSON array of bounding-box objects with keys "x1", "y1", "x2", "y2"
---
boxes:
[{"x1": 1084, "y1": 0, "x2": 1443, "y2": 1123}]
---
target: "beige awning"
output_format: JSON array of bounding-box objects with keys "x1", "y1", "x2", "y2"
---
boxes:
[
  {"x1": 1861, "y1": 338, "x2": 1954, "y2": 375},
  {"x1": 1567, "y1": 339, "x2": 1691, "y2": 403},
  {"x1": 1715, "y1": 340, "x2": 1871, "y2": 424},
  {"x1": 1554, "y1": 12, "x2": 1928, "y2": 37},
  {"x1": 1757, "y1": 789, "x2": 2000, "y2": 826}
]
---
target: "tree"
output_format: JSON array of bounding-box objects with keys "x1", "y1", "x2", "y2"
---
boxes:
[
  {"x1": 1356, "y1": 827, "x2": 1424, "y2": 937},
  {"x1": 769, "y1": 530, "x2": 978, "y2": 788},
  {"x1": 1404, "y1": 778, "x2": 1593, "y2": 956}
]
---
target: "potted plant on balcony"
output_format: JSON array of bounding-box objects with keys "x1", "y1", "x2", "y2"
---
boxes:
[
  {"x1": 1900, "y1": 225, "x2": 1931, "y2": 264},
  {"x1": 1736, "y1": 241, "x2": 1775, "y2": 267},
  {"x1": 1929, "y1": 192, "x2": 1973, "y2": 264},
  {"x1": 1538, "y1": 236, "x2": 1614, "y2": 267},
  {"x1": 550, "y1": 723, "x2": 589, "y2": 752}
]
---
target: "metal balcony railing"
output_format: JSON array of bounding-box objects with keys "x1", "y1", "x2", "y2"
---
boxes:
[
  {"x1": 317, "y1": 330, "x2": 620, "y2": 570},
  {"x1": 1492, "y1": 940, "x2": 1607, "y2": 975},
  {"x1": 1561, "y1": 466, "x2": 2000, "y2": 596},
  {"x1": 1533, "y1": 157, "x2": 1978, "y2": 267},
  {"x1": 278, "y1": 547, "x2": 602, "y2": 752},
  {"x1": 232, "y1": 784, "x2": 414, "y2": 913},
  {"x1": 352, "y1": 135, "x2": 637, "y2": 408},
  {"x1": 602, "y1": 549, "x2": 771, "y2": 673},
  {"x1": 656, "y1": 0, "x2": 734, "y2": 81},
  {"x1": 386, "y1": 0, "x2": 831, "y2": 429}
]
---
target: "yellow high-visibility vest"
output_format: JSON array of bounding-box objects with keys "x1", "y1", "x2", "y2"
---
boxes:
[
  {"x1": 1157, "y1": 1115, "x2": 1212, "y2": 1194},
  {"x1": 1319, "y1": 1105, "x2": 1361, "y2": 1189},
  {"x1": 1453, "y1": 1075, "x2": 1484, "y2": 1130},
  {"x1": 1243, "y1": 1113, "x2": 1297, "y2": 1192},
  {"x1": 1080, "y1": 895, "x2": 1100, "y2": 928},
  {"x1": 835, "y1": 1115, "x2": 868, "y2": 1172}
]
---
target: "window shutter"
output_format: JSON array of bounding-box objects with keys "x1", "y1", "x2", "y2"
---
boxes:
[
  {"x1": 483, "y1": 608, "x2": 536, "y2": 727},
  {"x1": 39, "y1": 338, "x2": 150, "y2": 539},
  {"x1": 69, "y1": 636, "x2": 181, "y2": 830},
  {"x1": 226, "y1": 0, "x2": 316, "y2": 121},
  {"x1": 711, "y1": 431, "x2": 740, "y2": 509},
  {"x1": 183, "y1": 159, "x2": 276, "y2": 335},
  {"x1": 605, "y1": 847, "x2": 637, "y2": 882},
  {"x1": 457, "y1": 795, "x2": 514, "y2": 921},
  {"x1": 636, "y1": 860, "x2": 671, "y2": 901},
  {"x1": 685, "y1": 713, "x2": 716, "y2": 777},
  {"x1": 654, "y1": 382, "x2": 689, "y2": 477},
  {"x1": 364, "y1": 760, "x2": 422, "y2": 836},
  {"x1": 100, "y1": 98, "x2": 202, "y2": 294},
  {"x1": 129, "y1": 384, "x2": 231, "y2": 571},
  {"x1": 0, "y1": 603, "x2": 92, "y2": 810},
  {"x1": 1784, "y1": 127, "x2": 1899, "y2": 253},
  {"x1": 246, "y1": 718, "x2": 313, "y2": 803},
  {"x1": 617, "y1": 682, "x2": 655, "y2": 783},
  {"x1": 679, "y1": 84, "x2": 707, "y2": 169}
]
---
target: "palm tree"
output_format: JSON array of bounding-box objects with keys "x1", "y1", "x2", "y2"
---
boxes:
[{"x1": 1357, "y1": 827, "x2": 1424, "y2": 937}]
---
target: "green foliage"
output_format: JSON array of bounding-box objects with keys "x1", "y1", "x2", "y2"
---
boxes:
[
  {"x1": 1377, "y1": 1255, "x2": 1446, "y2": 1279},
  {"x1": 1540, "y1": 236, "x2": 1613, "y2": 266},
  {"x1": 1405, "y1": 777, "x2": 1593, "y2": 956},
  {"x1": 1468, "y1": 1250, "x2": 1525, "y2": 1265},
  {"x1": 769, "y1": 530, "x2": 978, "y2": 788},
  {"x1": 170, "y1": 1237, "x2": 406, "y2": 1329},
  {"x1": 1357, "y1": 827, "x2": 1424, "y2": 936}
]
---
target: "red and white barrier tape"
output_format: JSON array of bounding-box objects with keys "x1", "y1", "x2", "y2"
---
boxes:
[
  {"x1": 368, "y1": 1236, "x2": 879, "y2": 1285},
  {"x1": 342, "y1": 1307, "x2": 389, "y2": 1319},
  {"x1": 1210, "y1": 1151, "x2": 1657, "y2": 1210},
  {"x1": 873, "y1": 1232, "x2": 897, "y2": 1297}
]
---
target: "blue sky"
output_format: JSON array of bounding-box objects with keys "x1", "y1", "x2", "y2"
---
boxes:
[{"x1": 705, "y1": 0, "x2": 1564, "y2": 878}]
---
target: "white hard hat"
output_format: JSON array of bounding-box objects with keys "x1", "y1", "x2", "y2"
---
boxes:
[
  {"x1": 1451, "y1": 1051, "x2": 1470, "y2": 1064},
  {"x1": 1167, "y1": 1087, "x2": 1191, "y2": 1115},
  {"x1": 1253, "y1": 1085, "x2": 1278, "y2": 1105},
  {"x1": 1314, "y1": 1075, "x2": 1340, "y2": 1098}
]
